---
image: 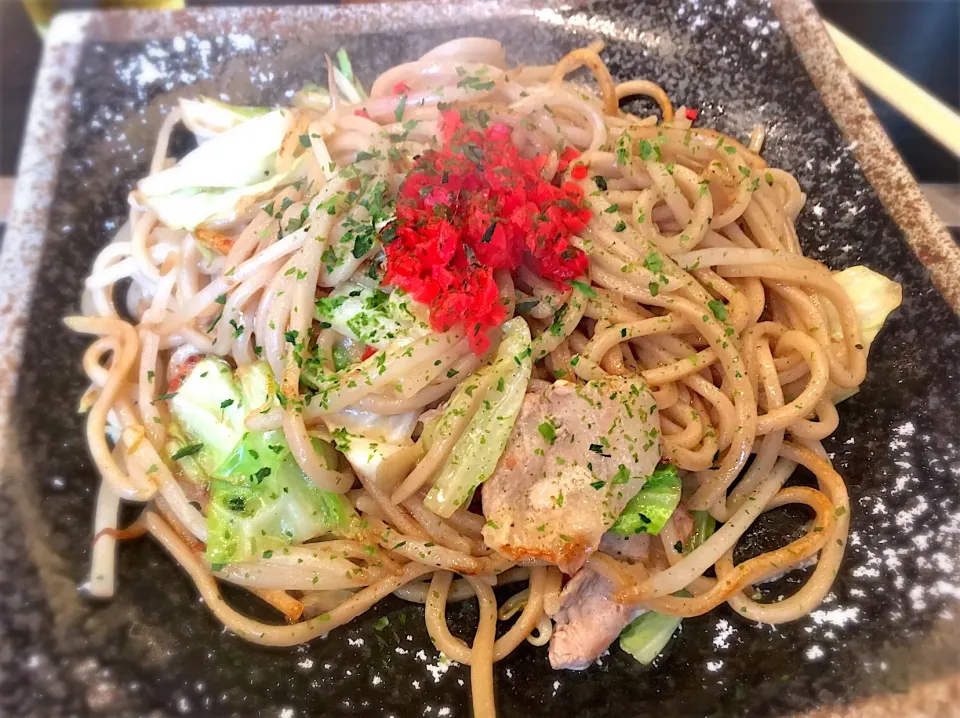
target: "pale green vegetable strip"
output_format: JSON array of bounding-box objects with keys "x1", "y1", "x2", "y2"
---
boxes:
[
  {"x1": 332, "y1": 65, "x2": 363, "y2": 104},
  {"x1": 169, "y1": 357, "x2": 246, "y2": 474},
  {"x1": 315, "y1": 283, "x2": 429, "y2": 350},
  {"x1": 336, "y1": 48, "x2": 368, "y2": 99},
  {"x1": 135, "y1": 108, "x2": 307, "y2": 229},
  {"x1": 832, "y1": 265, "x2": 902, "y2": 402},
  {"x1": 139, "y1": 109, "x2": 290, "y2": 195},
  {"x1": 684, "y1": 509, "x2": 717, "y2": 554},
  {"x1": 179, "y1": 97, "x2": 270, "y2": 139},
  {"x1": 166, "y1": 358, "x2": 350, "y2": 564},
  {"x1": 833, "y1": 265, "x2": 902, "y2": 350},
  {"x1": 424, "y1": 318, "x2": 532, "y2": 518},
  {"x1": 619, "y1": 611, "x2": 683, "y2": 665},
  {"x1": 609, "y1": 464, "x2": 682, "y2": 536},
  {"x1": 142, "y1": 158, "x2": 306, "y2": 231}
]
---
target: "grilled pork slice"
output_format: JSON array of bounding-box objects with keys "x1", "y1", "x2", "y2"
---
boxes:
[
  {"x1": 481, "y1": 378, "x2": 660, "y2": 574},
  {"x1": 548, "y1": 566, "x2": 641, "y2": 670},
  {"x1": 550, "y1": 511, "x2": 696, "y2": 670}
]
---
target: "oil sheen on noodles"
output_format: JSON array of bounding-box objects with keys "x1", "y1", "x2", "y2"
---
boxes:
[{"x1": 68, "y1": 37, "x2": 901, "y2": 718}]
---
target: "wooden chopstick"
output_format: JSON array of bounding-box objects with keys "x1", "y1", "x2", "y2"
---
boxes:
[{"x1": 824, "y1": 21, "x2": 960, "y2": 158}]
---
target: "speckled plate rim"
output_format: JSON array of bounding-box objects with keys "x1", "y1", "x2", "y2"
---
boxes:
[{"x1": 0, "y1": 1, "x2": 958, "y2": 715}]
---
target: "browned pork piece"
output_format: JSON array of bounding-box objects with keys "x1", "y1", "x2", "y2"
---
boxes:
[
  {"x1": 481, "y1": 377, "x2": 660, "y2": 574},
  {"x1": 549, "y1": 509, "x2": 695, "y2": 670},
  {"x1": 548, "y1": 567, "x2": 640, "y2": 670}
]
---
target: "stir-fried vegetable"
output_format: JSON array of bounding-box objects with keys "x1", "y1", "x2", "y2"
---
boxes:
[
  {"x1": 168, "y1": 357, "x2": 248, "y2": 474},
  {"x1": 316, "y1": 283, "x2": 430, "y2": 351},
  {"x1": 424, "y1": 317, "x2": 532, "y2": 518},
  {"x1": 833, "y1": 265, "x2": 903, "y2": 402},
  {"x1": 291, "y1": 82, "x2": 332, "y2": 111},
  {"x1": 336, "y1": 48, "x2": 368, "y2": 100},
  {"x1": 619, "y1": 610, "x2": 683, "y2": 665},
  {"x1": 833, "y1": 265, "x2": 902, "y2": 351},
  {"x1": 134, "y1": 109, "x2": 306, "y2": 230},
  {"x1": 609, "y1": 463, "x2": 682, "y2": 536},
  {"x1": 621, "y1": 511, "x2": 718, "y2": 666},
  {"x1": 179, "y1": 97, "x2": 271, "y2": 141},
  {"x1": 206, "y1": 434, "x2": 352, "y2": 563},
  {"x1": 325, "y1": 409, "x2": 420, "y2": 482},
  {"x1": 166, "y1": 358, "x2": 351, "y2": 563},
  {"x1": 684, "y1": 510, "x2": 716, "y2": 554}
]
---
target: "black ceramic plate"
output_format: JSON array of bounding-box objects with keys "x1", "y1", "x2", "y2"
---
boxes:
[{"x1": 2, "y1": 1, "x2": 959, "y2": 716}]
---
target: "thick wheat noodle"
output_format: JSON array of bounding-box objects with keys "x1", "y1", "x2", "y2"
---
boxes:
[
  {"x1": 349, "y1": 353, "x2": 482, "y2": 414},
  {"x1": 152, "y1": 495, "x2": 205, "y2": 552},
  {"x1": 681, "y1": 373, "x2": 736, "y2": 449},
  {"x1": 616, "y1": 458, "x2": 795, "y2": 604},
  {"x1": 222, "y1": 194, "x2": 285, "y2": 272},
  {"x1": 390, "y1": 372, "x2": 493, "y2": 504},
  {"x1": 754, "y1": 330, "x2": 830, "y2": 434},
  {"x1": 81, "y1": 336, "x2": 120, "y2": 387},
  {"x1": 282, "y1": 409, "x2": 355, "y2": 493},
  {"x1": 789, "y1": 398, "x2": 840, "y2": 440},
  {"x1": 615, "y1": 80, "x2": 675, "y2": 122},
  {"x1": 721, "y1": 442, "x2": 851, "y2": 623},
  {"x1": 640, "y1": 294, "x2": 756, "y2": 511},
  {"x1": 446, "y1": 508, "x2": 488, "y2": 538},
  {"x1": 312, "y1": 332, "x2": 464, "y2": 414},
  {"x1": 586, "y1": 551, "x2": 633, "y2": 592},
  {"x1": 364, "y1": 516, "x2": 486, "y2": 574},
  {"x1": 137, "y1": 330, "x2": 165, "y2": 445},
  {"x1": 395, "y1": 567, "x2": 530, "y2": 603},
  {"x1": 584, "y1": 315, "x2": 680, "y2": 361},
  {"x1": 498, "y1": 588, "x2": 531, "y2": 620},
  {"x1": 642, "y1": 485, "x2": 835, "y2": 617},
  {"x1": 144, "y1": 511, "x2": 435, "y2": 644},
  {"x1": 717, "y1": 263, "x2": 866, "y2": 387},
  {"x1": 316, "y1": 539, "x2": 404, "y2": 573},
  {"x1": 153, "y1": 226, "x2": 310, "y2": 336},
  {"x1": 403, "y1": 497, "x2": 478, "y2": 554},
  {"x1": 66, "y1": 316, "x2": 155, "y2": 501},
  {"x1": 467, "y1": 576, "x2": 498, "y2": 718},
  {"x1": 550, "y1": 48, "x2": 619, "y2": 115},
  {"x1": 643, "y1": 486, "x2": 835, "y2": 618},
  {"x1": 527, "y1": 616, "x2": 554, "y2": 646},
  {"x1": 356, "y1": 471, "x2": 429, "y2": 539},
  {"x1": 660, "y1": 407, "x2": 704, "y2": 450},
  {"x1": 130, "y1": 211, "x2": 162, "y2": 282},
  {"x1": 425, "y1": 567, "x2": 547, "y2": 665},
  {"x1": 723, "y1": 431, "x2": 786, "y2": 520},
  {"x1": 118, "y1": 424, "x2": 207, "y2": 540}
]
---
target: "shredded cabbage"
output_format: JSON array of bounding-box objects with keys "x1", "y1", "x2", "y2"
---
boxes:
[
  {"x1": 336, "y1": 48, "x2": 369, "y2": 100},
  {"x1": 833, "y1": 265, "x2": 902, "y2": 402},
  {"x1": 169, "y1": 357, "x2": 246, "y2": 474},
  {"x1": 424, "y1": 317, "x2": 532, "y2": 518},
  {"x1": 684, "y1": 510, "x2": 716, "y2": 554},
  {"x1": 134, "y1": 109, "x2": 306, "y2": 230},
  {"x1": 178, "y1": 97, "x2": 270, "y2": 141},
  {"x1": 833, "y1": 265, "x2": 902, "y2": 350},
  {"x1": 609, "y1": 463, "x2": 682, "y2": 536},
  {"x1": 315, "y1": 283, "x2": 430, "y2": 350},
  {"x1": 206, "y1": 438, "x2": 352, "y2": 563},
  {"x1": 620, "y1": 509, "x2": 718, "y2": 665},
  {"x1": 619, "y1": 610, "x2": 683, "y2": 665},
  {"x1": 323, "y1": 409, "x2": 419, "y2": 482},
  {"x1": 166, "y1": 358, "x2": 351, "y2": 563}
]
